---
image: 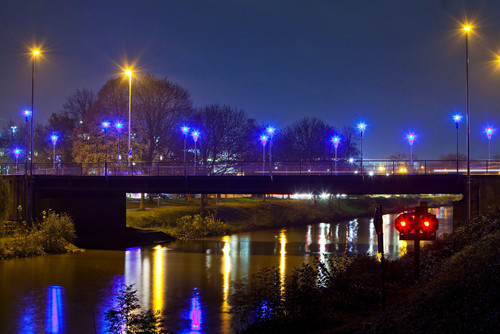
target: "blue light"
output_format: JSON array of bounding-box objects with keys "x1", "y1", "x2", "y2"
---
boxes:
[
  {"x1": 191, "y1": 130, "x2": 200, "y2": 142},
  {"x1": 23, "y1": 109, "x2": 32, "y2": 118},
  {"x1": 115, "y1": 122, "x2": 123, "y2": 131},
  {"x1": 266, "y1": 126, "x2": 276, "y2": 136},
  {"x1": 181, "y1": 125, "x2": 190, "y2": 135},
  {"x1": 452, "y1": 114, "x2": 462, "y2": 124},
  {"x1": 101, "y1": 121, "x2": 110, "y2": 129},
  {"x1": 357, "y1": 122, "x2": 367, "y2": 134},
  {"x1": 13, "y1": 148, "x2": 21, "y2": 157},
  {"x1": 189, "y1": 288, "x2": 202, "y2": 331},
  {"x1": 46, "y1": 286, "x2": 64, "y2": 334},
  {"x1": 50, "y1": 133, "x2": 58, "y2": 145},
  {"x1": 260, "y1": 134, "x2": 268, "y2": 145}
]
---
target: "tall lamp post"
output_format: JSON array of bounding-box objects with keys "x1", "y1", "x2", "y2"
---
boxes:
[
  {"x1": 14, "y1": 148, "x2": 21, "y2": 172},
  {"x1": 102, "y1": 122, "x2": 110, "y2": 178},
  {"x1": 23, "y1": 110, "x2": 31, "y2": 174},
  {"x1": 125, "y1": 69, "x2": 133, "y2": 165},
  {"x1": 260, "y1": 134, "x2": 268, "y2": 174},
  {"x1": 357, "y1": 122, "x2": 367, "y2": 176},
  {"x1": 181, "y1": 126, "x2": 190, "y2": 177},
  {"x1": 406, "y1": 133, "x2": 416, "y2": 173},
  {"x1": 331, "y1": 136, "x2": 340, "y2": 175},
  {"x1": 266, "y1": 126, "x2": 276, "y2": 175},
  {"x1": 453, "y1": 114, "x2": 462, "y2": 174},
  {"x1": 50, "y1": 133, "x2": 58, "y2": 172},
  {"x1": 192, "y1": 130, "x2": 200, "y2": 175},
  {"x1": 30, "y1": 50, "x2": 40, "y2": 175},
  {"x1": 463, "y1": 24, "x2": 472, "y2": 221}
]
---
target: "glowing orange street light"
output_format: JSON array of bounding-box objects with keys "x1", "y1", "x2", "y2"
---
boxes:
[
  {"x1": 463, "y1": 24, "x2": 472, "y2": 221},
  {"x1": 125, "y1": 69, "x2": 133, "y2": 165}
]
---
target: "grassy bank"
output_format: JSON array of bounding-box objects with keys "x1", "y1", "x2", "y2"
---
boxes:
[
  {"x1": 127, "y1": 195, "x2": 460, "y2": 239},
  {"x1": 0, "y1": 211, "x2": 81, "y2": 259},
  {"x1": 229, "y1": 205, "x2": 500, "y2": 333}
]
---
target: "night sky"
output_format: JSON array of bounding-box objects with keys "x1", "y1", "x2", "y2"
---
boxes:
[{"x1": 1, "y1": 0, "x2": 500, "y2": 159}]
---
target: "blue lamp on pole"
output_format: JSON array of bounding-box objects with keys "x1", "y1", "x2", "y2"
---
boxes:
[
  {"x1": 191, "y1": 130, "x2": 200, "y2": 175},
  {"x1": 260, "y1": 134, "x2": 268, "y2": 174},
  {"x1": 102, "y1": 121, "x2": 110, "y2": 177},
  {"x1": 357, "y1": 122, "x2": 367, "y2": 175},
  {"x1": 13, "y1": 148, "x2": 21, "y2": 172},
  {"x1": 50, "y1": 133, "x2": 58, "y2": 171},
  {"x1": 266, "y1": 126, "x2": 276, "y2": 175},
  {"x1": 181, "y1": 125, "x2": 190, "y2": 176},
  {"x1": 115, "y1": 122, "x2": 123, "y2": 161},
  {"x1": 331, "y1": 135, "x2": 341, "y2": 175},
  {"x1": 453, "y1": 114, "x2": 462, "y2": 174},
  {"x1": 406, "y1": 132, "x2": 416, "y2": 172}
]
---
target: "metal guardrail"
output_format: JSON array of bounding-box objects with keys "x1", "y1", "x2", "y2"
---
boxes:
[{"x1": 1, "y1": 159, "x2": 499, "y2": 176}]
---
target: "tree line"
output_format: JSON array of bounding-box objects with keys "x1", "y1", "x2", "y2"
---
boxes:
[{"x1": 0, "y1": 73, "x2": 359, "y2": 166}]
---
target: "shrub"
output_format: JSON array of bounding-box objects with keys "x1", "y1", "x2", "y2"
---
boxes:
[
  {"x1": 104, "y1": 284, "x2": 169, "y2": 334},
  {"x1": 37, "y1": 211, "x2": 76, "y2": 254},
  {"x1": 172, "y1": 213, "x2": 229, "y2": 240}
]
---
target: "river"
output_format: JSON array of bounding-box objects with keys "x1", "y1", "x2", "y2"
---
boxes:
[{"x1": 0, "y1": 207, "x2": 453, "y2": 333}]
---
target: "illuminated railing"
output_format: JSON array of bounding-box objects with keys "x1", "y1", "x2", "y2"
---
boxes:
[{"x1": 0, "y1": 159, "x2": 499, "y2": 176}]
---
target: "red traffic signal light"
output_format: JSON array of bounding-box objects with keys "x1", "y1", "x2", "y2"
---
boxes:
[
  {"x1": 395, "y1": 212, "x2": 414, "y2": 234},
  {"x1": 419, "y1": 212, "x2": 439, "y2": 234}
]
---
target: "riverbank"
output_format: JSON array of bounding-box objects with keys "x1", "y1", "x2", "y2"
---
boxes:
[
  {"x1": 127, "y1": 195, "x2": 460, "y2": 240},
  {"x1": 230, "y1": 205, "x2": 500, "y2": 333}
]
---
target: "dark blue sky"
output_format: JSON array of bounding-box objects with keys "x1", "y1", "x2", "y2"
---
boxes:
[{"x1": 1, "y1": 0, "x2": 500, "y2": 159}]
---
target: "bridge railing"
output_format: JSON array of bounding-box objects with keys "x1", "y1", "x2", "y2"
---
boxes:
[{"x1": 1, "y1": 159, "x2": 499, "y2": 176}]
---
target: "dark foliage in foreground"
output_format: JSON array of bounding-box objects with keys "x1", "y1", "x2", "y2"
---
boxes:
[
  {"x1": 230, "y1": 206, "x2": 500, "y2": 333},
  {"x1": 104, "y1": 284, "x2": 170, "y2": 334}
]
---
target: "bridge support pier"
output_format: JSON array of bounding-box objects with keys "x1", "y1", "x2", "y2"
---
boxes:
[{"x1": 33, "y1": 189, "x2": 126, "y2": 246}]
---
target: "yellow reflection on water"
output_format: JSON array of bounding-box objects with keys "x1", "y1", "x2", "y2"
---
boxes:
[
  {"x1": 279, "y1": 229, "x2": 287, "y2": 293},
  {"x1": 221, "y1": 236, "x2": 231, "y2": 334},
  {"x1": 399, "y1": 240, "x2": 408, "y2": 257},
  {"x1": 153, "y1": 245, "x2": 165, "y2": 312}
]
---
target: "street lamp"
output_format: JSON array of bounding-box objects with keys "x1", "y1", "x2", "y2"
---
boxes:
[
  {"x1": 453, "y1": 114, "x2": 463, "y2": 174},
  {"x1": 331, "y1": 136, "x2": 340, "y2": 175},
  {"x1": 406, "y1": 133, "x2": 416, "y2": 172},
  {"x1": 192, "y1": 130, "x2": 200, "y2": 175},
  {"x1": 266, "y1": 126, "x2": 276, "y2": 175},
  {"x1": 485, "y1": 127, "x2": 495, "y2": 161},
  {"x1": 357, "y1": 122, "x2": 367, "y2": 176},
  {"x1": 14, "y1": 148, "x2": 21, "y2": 172},
  {"x1": 50, "y1": 133, "x2": 58, "y2": 172},
  {"x1": 23, "y1": 109, "x2": 31, "y2": 174},
  {"x1": 463, "y1": 24, "x2": 472, "y2": 221},
  {"x1": 115, "y1": 122, "x2": 123, "y2": 161},
  {"x1": 30, "y1": 49, "x2": 40, "y2": 175},
  {"x1": 260, "y1": 134, "x2": 268, "y2": 174},
  {"x1": 125, "y1": 69, "x2": 133, "y2": 165},
  {"x1": 181, "y1": 126, "x2": 190, "y2": 177},
  {"x1": 102, "y1": 121, "x2": 110, "y2": 177}
]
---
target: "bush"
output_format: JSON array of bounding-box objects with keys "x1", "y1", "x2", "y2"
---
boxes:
[
  {"x1": 172, "y1": 213, "x2": 230, "y2": 240},
  {"x1": 104, "y1": 284, "x2": 169, "y2": 334},
  {"x1": 0, "y1": 211, "x2": 77, "y2": 259},
  {"x1": 38, "y1": 211, "x2": 76, "y2": 254}
]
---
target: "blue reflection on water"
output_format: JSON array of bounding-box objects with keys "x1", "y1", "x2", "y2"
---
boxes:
[
  {"x1": 19, "y1": 294, "x2": 38, "y2": 334},
  {"x1": 46, "y1": 286, "x2": 64, "y2": 333},
  {"x1": 180, "y1": 287, "x2": 203, "y2": 333}
]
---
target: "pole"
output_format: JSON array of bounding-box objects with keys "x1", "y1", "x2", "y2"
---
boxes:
[
  {"x1": 465, "y1": 31, "x2": 471, "y2": 221},
  {"x1": 360, "y1": 133, "x2": 364, "y2": 176},
  {"x1": 104, "y1": 129, "x2": 108, "y2": 178},
  {"x1": 269, "y1": 135, "x2": 273, "y2": 176},
  {"x1": 128, "y1": 75, "x2": 132, "y2": 166},
  {"x1": 410, "y1": 144, "x2": 413, "y2": 173},
  {"x1": 52, "y1": 143, "x2": 56, "y2": 171},
  {"x1": 117, "y1": 132, "x2": 120, "y2": 161},
  {"x1": 456, "y1": 123, "x2": 459, "y2": 175},
  {"x1": 30, "y1": 56, "x2": 34, "y2": 175},
  {"x1": 262, "y1": 143, "x2": 266, "y2": 174},
  {"x1": 184, "y1": 135, "x2": 187, "y2": 177},
  {"x1": 194, "y1": 141, "x2": 197, "y2": 176},
  {"x1": 334, "y1": 147, "x2": 338, "y2": 175}
]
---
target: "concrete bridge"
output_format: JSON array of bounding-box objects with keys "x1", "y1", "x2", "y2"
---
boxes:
[{"x1": 3, "y1": 173, "x2": 500, "y2": 243}]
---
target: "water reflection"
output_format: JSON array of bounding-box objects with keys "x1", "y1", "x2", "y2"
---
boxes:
[
  {"x1": 4, "y1": 207, "x2": 453, "y2": 334},
  {"x1": 46, "y1": 286, "x2": 64, "y2": 334}
]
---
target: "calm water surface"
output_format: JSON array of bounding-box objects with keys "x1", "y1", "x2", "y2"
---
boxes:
[{"x1": 0, "y1": 207, "x2": 452, "y2": 333}]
